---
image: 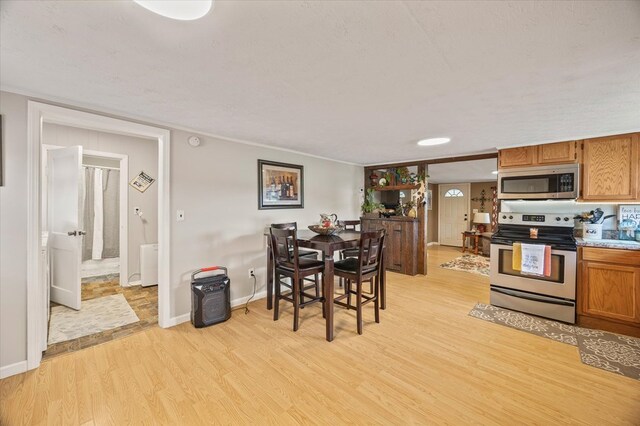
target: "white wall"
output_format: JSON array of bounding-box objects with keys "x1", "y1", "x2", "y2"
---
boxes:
[
  {"x1": 169, "y1": 128, "x2": 362, "y2": 318},
  {"x1": 0, "y1": 91, "x2": 363, "y2": 374},
  {"x1": 0, "y1": 92, "x2": 28, "y2": 370},
  {"x1": 43, "y1": 122, "x2": 159, "y2": 283}
]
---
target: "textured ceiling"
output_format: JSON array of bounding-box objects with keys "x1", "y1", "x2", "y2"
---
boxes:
[{"x1": 1, "y1": 1, "x2": 639, "y2": 165}]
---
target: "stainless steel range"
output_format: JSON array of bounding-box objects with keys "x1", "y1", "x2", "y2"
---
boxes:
[{"x1": 490, "y1": 212, "x2": 577, "y2": 323}]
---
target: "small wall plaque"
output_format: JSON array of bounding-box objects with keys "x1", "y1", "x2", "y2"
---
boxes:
[{"x1": 129, "y1": 171, "x2": 155, "y2": 193}]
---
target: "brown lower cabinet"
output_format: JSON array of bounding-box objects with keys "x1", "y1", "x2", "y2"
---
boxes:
[
  {"x1": 577, "y1": 247, "x2": 640, "y2": 337},
  {"x1": 361, "y1": 217, "x2": 418, "y2": 276}
]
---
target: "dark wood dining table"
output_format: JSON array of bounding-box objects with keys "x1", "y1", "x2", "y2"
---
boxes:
[{"x1": 265, "y1": 229, "x2": 386, "y2": 342}]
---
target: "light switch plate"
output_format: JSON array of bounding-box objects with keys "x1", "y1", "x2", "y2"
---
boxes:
[{"x1": 176, "y1": 210, "x2": 185, "y2": 222}]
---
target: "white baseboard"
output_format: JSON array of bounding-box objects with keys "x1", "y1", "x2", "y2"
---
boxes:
[
  {"x1": 0, "y1": 360, "x2": 28, "y2": 379},
  {"x1": 231, "y1": 290, "x2": 266, "y2": 308},
  {"x1": 164, "y1": 290, "x2": 268, "y2": 328},
  {"x1": 126, "y1": 280, "x2": 142, "y2": 287},
  {"x1": 164, "y1": 312, "x2": 191, "y2": 328},
  {"x1": 427, "y1": 242, "x2": 440, "y2": 246}
]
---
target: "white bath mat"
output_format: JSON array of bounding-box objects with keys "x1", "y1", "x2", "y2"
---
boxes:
[{"x1": 48, "y1": 294, "x2": 139, "y2": 345}]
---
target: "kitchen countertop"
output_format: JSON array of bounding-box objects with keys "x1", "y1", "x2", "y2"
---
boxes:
[{"x1": 575, "y1": 237, "x2": 640, "y2": 251}]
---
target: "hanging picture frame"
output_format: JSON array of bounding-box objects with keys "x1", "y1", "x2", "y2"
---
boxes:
[{"x1": 258, "y1": 160, "x2": 304, "y2": 209}]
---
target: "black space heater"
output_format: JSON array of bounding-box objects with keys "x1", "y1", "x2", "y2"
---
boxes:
[{"x1": 191, "y1": 266, "x2": 231, "y2": 328}]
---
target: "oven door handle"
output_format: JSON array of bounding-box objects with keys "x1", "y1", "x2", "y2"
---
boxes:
[{"x1": 491, "y1": 287, "x2": 575, "y2": 307}]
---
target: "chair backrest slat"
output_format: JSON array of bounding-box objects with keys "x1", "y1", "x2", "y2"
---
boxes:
[
  {"x1": 271, "y1": 222, "x2": 298, "y2": 230},
  {"x1": 358, "y1": 230, "x2": 385, "y2": 273},
  {"x1": 270, "y1": 227, "x2": 298, "y2": 265}
]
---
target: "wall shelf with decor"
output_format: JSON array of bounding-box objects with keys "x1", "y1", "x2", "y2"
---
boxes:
[
  {"x1": 371, "y1": 183, "x2": 420, "y2": 191},
  {"x1": 364, "y1": 162, "x2": 427, "y2": 274},
  {"x1": 366, "y1": 165, "x2": 422, "y2": 190}
]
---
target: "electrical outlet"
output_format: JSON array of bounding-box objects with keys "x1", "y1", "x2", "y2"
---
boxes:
[
  {"x1": 248, "y1": 268, "x2": 255, "y2": 278},
  {"x1": 176, "y1": 210, "x2": 185, "y2": 222}
]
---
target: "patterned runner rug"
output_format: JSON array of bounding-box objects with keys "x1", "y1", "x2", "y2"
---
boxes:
[
  {"x1": 439, "y1": 255, "x2": 490, "y2": 277},
  {"x1": 48, "y1": 294, "x2": 139, "y2": 345},
  {"x1": 469, "y1": 303, "x2": 640, "y2": 381}
]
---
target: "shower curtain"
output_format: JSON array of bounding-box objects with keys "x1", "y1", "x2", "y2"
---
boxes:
[{"x1": 82, "y1": 167, "x2": 120, "y2": 261}]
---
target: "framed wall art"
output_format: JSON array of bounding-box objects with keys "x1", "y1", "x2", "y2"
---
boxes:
[{"x1": 258, "y1": 160, "x2": 304, "y2": 209}]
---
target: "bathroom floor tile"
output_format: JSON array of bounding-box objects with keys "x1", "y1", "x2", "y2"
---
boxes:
[{"x1": 44, "y1": 277, "x2": 158, "y2": 360}]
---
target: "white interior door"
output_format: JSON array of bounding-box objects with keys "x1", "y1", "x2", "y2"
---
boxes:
[
  {"x1": 439, "y1": 183, "x2": 470, "y2": 247},
  {"x1": 48, "y1": 146, "x2": 83, "y2": 310}
]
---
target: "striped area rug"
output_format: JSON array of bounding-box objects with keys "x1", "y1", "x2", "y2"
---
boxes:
[{"x1": 469, "y1": 302, "x2": 640, "y2": 381}]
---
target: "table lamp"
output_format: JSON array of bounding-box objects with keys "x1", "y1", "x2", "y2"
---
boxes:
[{"x1": 473, "y1": 212, "x2": 491, "y2": 233}]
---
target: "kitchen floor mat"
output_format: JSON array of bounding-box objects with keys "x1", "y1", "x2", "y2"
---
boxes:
[
  {"x1": 48, "y1": 294, "x2": 139, "y2": 345},
  {"x1": 439, "y1": 255, "x2": 490, "y2": 277},
  {"x1": 469, "y1": 302, "x2": 640, "y2": 381}
]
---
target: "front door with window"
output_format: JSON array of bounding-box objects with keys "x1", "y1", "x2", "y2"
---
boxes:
[{"x1": 439, "y1": 183, "x2": 470, "y2": 247}]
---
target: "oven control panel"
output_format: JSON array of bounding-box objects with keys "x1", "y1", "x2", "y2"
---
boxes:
[
  {"x1": 499, "y1": 212, "x2": 575, "y2": 227},
  {"x1": 522, "y1": 214, "x2": 545, "y2": 222}
]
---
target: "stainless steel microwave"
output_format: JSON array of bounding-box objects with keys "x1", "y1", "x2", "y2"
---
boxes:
[{"x1": 497, "y1": 164, "x2": 579, "y2": 200}]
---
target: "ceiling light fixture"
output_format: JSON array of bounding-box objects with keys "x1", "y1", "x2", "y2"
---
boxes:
[
  {"x1": 133, "y1": 0, "x2": 213, "y2": 21},
  {"x1": 417, "y1": 137, "x2": 451, "y2": 146},
  {"x1": 492, "y1": 170, "x2": 499, "y2": 175}
]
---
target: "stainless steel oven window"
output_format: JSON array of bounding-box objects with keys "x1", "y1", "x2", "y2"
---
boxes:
[{"x1": 496, "y1": 246, "x2": 565, "y2": 283}]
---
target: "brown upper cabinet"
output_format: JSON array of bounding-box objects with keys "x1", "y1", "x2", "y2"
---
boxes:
[
  {"x1": 537, "y1": 141, "x2": 578, "y2": 165},
  {"x1": 581, "y1": 133, "x2": 639, "y2": 201},
  {"x1": 498, "y1": 146, "x2": 536, "y2": 168},
  {"x1": 498, "y1": 141, "x2": 577, "y2": 169}
]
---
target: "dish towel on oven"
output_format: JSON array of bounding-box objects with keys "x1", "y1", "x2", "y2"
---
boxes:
[
  {"x1": 520, "y1": 243, "x2": 546, "y2": 275},
  {"x1": 543, "y1": 245, "x2": 551, "y2": 277},
  {"x1": 512, "y1": 242, "x2": 522, "y2": 271}
]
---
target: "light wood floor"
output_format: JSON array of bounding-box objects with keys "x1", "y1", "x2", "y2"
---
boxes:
[{"x1": 1, "y1": 246, "x2": 639, "y2": 425}]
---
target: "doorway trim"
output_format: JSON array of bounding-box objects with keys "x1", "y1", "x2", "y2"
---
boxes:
[
  {"x1": 43, "y1": 144, "x2": 129, "y2": 288},
  {"x1": 27, "y1": 101, "x2": 171, "y2": 371},
  {"x1": 437, "y1": 182, "x2": 471, "y2": 246}
]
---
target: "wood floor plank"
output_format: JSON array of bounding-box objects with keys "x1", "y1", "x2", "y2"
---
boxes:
[{"x1": 1, "y1": 246, "x2": 639, "y2": 425}]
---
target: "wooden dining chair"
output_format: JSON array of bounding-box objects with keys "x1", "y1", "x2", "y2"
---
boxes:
[
  {"x1": 271, "y1": 222, "x2": 321, "y2": 299},
  {"x1": 338, "y1": 220, "x2": 362, "y2": 259},
  {"x1": 337, "y1": 219, "x2": 373, "y2": 293},
  {"x1": 270, "y1": 227, "x2": 325, "y2": 331},
  {"x1": 333, "y1": 229, "x2": 385, "y2": 335},
  {"x1": 271, "y1": 222, "x2": 319, "y2": 258}
]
